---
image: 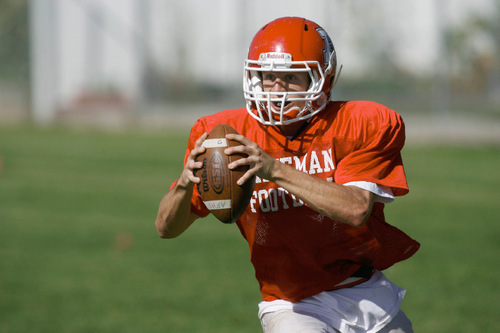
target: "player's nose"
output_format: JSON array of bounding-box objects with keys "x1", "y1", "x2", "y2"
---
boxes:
[{"x1": 270, "y1": 78, "x2": 287, "y2": 93}]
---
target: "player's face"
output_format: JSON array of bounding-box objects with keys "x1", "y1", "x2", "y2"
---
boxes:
[{"x1": 262, "y1": 71, "x2": 311, "y2": 112}]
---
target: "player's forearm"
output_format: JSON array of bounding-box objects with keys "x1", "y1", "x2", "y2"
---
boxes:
[
  {"x1": 155, "y1": 179, "x2": 198, "y2": 238},
  {"x1": 269, "y1": 161, "x2": 373, "y2": 227}
]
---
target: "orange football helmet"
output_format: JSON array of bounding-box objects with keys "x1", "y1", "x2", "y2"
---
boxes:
[{"x1": 243, "y1": 17, "x2": 338, "y2": 125}]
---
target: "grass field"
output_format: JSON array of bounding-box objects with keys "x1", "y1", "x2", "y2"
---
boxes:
[{"x1": 0, "y1": 126, "x2": 499, "y2": 332}]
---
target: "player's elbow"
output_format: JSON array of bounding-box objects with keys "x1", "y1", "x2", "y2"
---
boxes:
[
  {"x1": 157, "y1": 228, "x2": 178, "y2": 239},
  {"x1": 156, "y1": 212, "x2": 197, "y2": 239},
  {"x1": 347, "y1": 206, "x2": 371, "y2": 227},
  {"x1": 155, "y1": 219, "x2": 181, "y2": 239},
  {"x1": 324, "y1": 206, "x2": 369, "y2": 227},
  {"x1": 343, "y1": 188, "x2": 375, "y2": 227}
]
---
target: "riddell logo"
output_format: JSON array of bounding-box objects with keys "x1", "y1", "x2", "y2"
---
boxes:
[
  {"x1": 266, "y1": 53, "x2": 285, "y2": 59},
  {"x1": 259, "y1": 52, "x2": 293, "y2": 62}
]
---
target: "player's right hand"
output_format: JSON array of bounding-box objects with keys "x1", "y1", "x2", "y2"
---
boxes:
[{"x1": 179, "y1": 132, "x2": 208, "y2": 187}]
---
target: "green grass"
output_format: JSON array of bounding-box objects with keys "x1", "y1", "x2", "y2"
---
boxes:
[
  {"x1": 0, "y1": 126, "x2": 499, "y2": 332},
  {"x1": 384, "y1": 145, "x2": 500, "y2": 332}
]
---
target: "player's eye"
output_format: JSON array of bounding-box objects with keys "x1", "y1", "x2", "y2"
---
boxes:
[
  {"x1": 264, "y1": 73, "x2": 276, "y2": 81},
  {"x1": 285, "y1": 74, "x2": 296, "y2": 81}
]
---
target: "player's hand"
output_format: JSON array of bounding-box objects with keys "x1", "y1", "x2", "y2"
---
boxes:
[
  {"x1": 224, "y1": 133, "x2": 277, "y2": 185},
  {"x1": 179, "y1": 132, "x2": 208, "y2": 187}
]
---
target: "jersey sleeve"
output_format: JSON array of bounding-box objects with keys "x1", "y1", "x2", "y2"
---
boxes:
[
  {"x1": 334, "y1": 105, "x2": 409, "y2": 197},
  {"x1": 169, "y1": 119, "x2": 210, "y2": 218}
]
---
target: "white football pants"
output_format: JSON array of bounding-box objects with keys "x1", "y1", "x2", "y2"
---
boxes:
[{"x1": 260, "y1": 309, "x2": 413, "y2": 333}]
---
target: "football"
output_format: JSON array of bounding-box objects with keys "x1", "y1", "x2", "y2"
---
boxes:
[{"x1": 195, "y1": 124, "x2": 255, "y2": 224}]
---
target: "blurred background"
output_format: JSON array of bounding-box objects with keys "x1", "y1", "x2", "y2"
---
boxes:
[
  {"x1": 1, "y1": 0, "x2": 499, "y2": 140},
  {"x1": 1, "y1": 1, "x2": 499, "y2": 332}
]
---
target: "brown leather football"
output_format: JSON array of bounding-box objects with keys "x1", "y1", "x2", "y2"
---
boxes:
[{"x1": 195, "y1": 124, "x2": 256, "y2": 224}]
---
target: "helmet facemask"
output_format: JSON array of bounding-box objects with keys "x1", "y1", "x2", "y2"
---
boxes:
[{"x1": 244, "y1": 50, "x2": 336, "y2": 126}]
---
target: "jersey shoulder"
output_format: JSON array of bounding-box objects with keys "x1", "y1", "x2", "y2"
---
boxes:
[
  {"x1": 323, "y1": 100, "x2": 405, "y2": 147},
  {"x1": 333, "y1": 100, "x2": 401, "y2": 120},
  {"x1": 329, "y1": 100, "x2": 403, "y2": 131}
]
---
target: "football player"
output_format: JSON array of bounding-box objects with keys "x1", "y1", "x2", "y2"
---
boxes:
[{"x1": 156, "y1": 16, "x2": 419, "y2": 333}]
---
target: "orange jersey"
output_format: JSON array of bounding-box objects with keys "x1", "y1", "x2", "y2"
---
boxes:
[{"x1": 178, "y1": 101, "x2": 420, "y2": 302}]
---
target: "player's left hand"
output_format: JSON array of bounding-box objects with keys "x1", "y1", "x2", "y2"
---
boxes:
[{"x1": 224, "y1": 133, "x2": 277, "y2": 185}]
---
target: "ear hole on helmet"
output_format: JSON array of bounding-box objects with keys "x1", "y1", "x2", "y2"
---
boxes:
[{"x1": 304, "y1": 24, "x2": 309, "y2": 31}]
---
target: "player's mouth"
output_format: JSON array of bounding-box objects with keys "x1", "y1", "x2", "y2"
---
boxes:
[{"x1": 271, "y1": 101, "x2": 291, "y2": 111}]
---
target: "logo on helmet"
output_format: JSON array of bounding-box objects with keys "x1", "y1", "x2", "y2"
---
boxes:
[{"x1": 258, "y1": 53, "x2": 293, "y2": 68}]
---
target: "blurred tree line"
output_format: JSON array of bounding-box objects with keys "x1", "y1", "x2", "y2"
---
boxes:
[
  {"x1": 0, "y1": 0, "x2": 29, "y2": 84},
  {"x1": 0, "y1": 0, "x2": 498, "y2": 118}
]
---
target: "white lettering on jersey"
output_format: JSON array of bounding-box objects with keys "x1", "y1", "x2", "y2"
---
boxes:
[
  {"x1": 249, "y1": 149, "x2": 335, "y2": 214},
  {"x1": 280, "y1": 156, "x2": 293, "y2": 165},
  {"x1": 322, "y1": 149, "x2": 334, "y2": 172},
  {"x1": 309, "y1": 151, "x2": 322, "y2": 174},
  {"x1": 250, "y1": 187, "x2": 303, "y2": 214},
  {"x1": 294, "y1": 154, "x2": 308, "y2": 172}
]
